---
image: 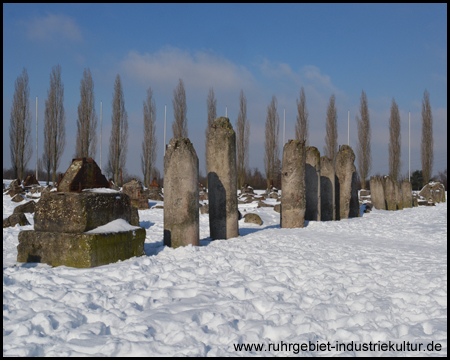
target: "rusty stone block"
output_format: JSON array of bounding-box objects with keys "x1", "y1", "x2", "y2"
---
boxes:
[{"x1": 57, "y1": 158, "x2": 110, "y2": 192}]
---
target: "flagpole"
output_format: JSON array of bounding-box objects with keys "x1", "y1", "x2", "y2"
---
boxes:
[
  {"x1": 283, "y1": 108, "x2": 285, "y2": 145},
  {"x1": 164, "y1": 105, "x2": 167, "y2": 156},
  {"x1": 36, "y1": 96, "x2": 38, "y2": 181},
  {"x1": 348, "y1": 110, "x2": 350, "y2": 146},
  {"x1": 409, "y1": 111, "x2": 411, "y2": 182},
  {"x1": 100, "y1": 101, "x2": 102, "y2": 170}
]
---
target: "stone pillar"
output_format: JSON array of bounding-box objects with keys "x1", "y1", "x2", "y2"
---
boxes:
[
  {"x1": 281, "y1": 140, "x2": 306, "y2": 228},
  {"x1": 394, "y1": 179, "x2": 403, "y2": 210},
  {"x1": 383, "y1": 176, "x2": 397, "y2": 211},
  {"x1": 320, "y1": 156, "x2": 335, "y2": 221},
  {"x1": 401, "y1": 180, "x2": 413, "y2": 208},
  {"x1": 164, "y1": 138, "x2": 199, "y2": 248},
  {"x1": 370, "y1": 176, "x2": 386, "y2": 210},
  {"x1": 335, "y1": 145, "x2": 359, "y2": 220},
  {"x1": 305, "y1": 146, "x2": 321, "y2": 221},
  {"x1": 206, "y1": 117, "x2": 239, "y2": 239}
]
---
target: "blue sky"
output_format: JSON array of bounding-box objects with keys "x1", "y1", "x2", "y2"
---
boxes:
[{"x1": 3, "y1": 3, "x2": 447, "y2": 180}]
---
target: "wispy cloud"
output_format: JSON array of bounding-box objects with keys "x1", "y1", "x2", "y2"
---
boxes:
[
  {"x1": 23, "y1": 13, "x2": 82, "y2": 42},
  {"x1": 121, "y1": 47, "x2": 256, "y2": 95}
]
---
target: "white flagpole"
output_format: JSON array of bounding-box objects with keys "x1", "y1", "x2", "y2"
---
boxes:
[
  {"x1": 348, "y1": 110, "x2": 350, "y2": 146},
  {"x1": 226, "y1": 106, "x2": 227, "y2": 118},
  {"x1": 164, "y1": 105, "x2": 167, "y2": 156},
  {"x1": 409, "y1": 111, "x2": 411, "y2": 182},
  {"x1": 36, "y1": 96, "x2": 38, "y2": 181},
  {"x1": 283, "y1": 108, "x2": 285, "y2": 145},
  {"x1": 100, "y1": 101, "x2": 102, "y2": 170}
]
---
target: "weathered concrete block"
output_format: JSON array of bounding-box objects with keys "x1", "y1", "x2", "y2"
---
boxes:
[
  {"x1": 393, "y1": 179, "x2": 403, "y2": 210},
  {"x1": 57, "y1": 158, "x2": 109, "y2": 192},
  {"x1": 335, "y1": 145, "x2": 359, "y2": 219},
  {"x1": 23, "y1": 174, "x2": 40, "y2": 188},
  {"x1": 369, "y1": 176, "x2": 386, "y2": 210},
  {"x1": 281, "y1": 140, "x2": 306, "y2": 228},
  {"x1": 13, "y1": 200, "x2": 36, "y2": 214},
  {"x1": 123, "y1": 179, "x2": 149, "y2": 210},
  {"x1": 34, "y1": 192, "x2": 137, "y2": 233},
  {"x1": 320, "y1": 156, "x2": 335, "y2": 221},
  {"x1": 401, "y1": 180, "x2": 413, "y2": 208},
  {"x1": 164, "y1": 138, "x2": 199, "y2": 248},
  {"x1": 17, "y1": 228, "x2": 145, "y2": 268},
  {"x1": 3, "y1": 213, "x2": 30, "y2": 228},
  {"x1": 383, "y1": 176, "x2": 398, "y2": 211},
  {"x1": 243, "y1": 213, "x2": 262, "y2": 225},
  {"x1": 305, "y1": 146, "x2": 321, "y2": 221},
  {"x1": 206, "y1": 117, "x2": 239, "y2": 240},
  {"x1": 11, "y1": 194, "x2": 25, "y2": 202},
  {"x1": 431, "y1": 182, "x2": 445, "y2": 203}
]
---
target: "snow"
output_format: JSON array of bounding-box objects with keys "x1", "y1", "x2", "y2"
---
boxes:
[
  {"x1": 3, "y1": 187, "x2": 447, "y2": 356},
  {"x1": 84, "y1": 219, "x2": 142, "y2": 234}
]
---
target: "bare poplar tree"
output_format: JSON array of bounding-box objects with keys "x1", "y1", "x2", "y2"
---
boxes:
[
  {"x1": 108, "y1": 74, "x2": 128, "y2": 185},
  {"x1": 172, "y1": 78, "x2": 188, "y2": 138},
  {"x1": 264, "y1": 96, "x2": 280, "y2": 188},
  {"x1": 141, "y1": 87, "x2": 157, "y2": 188},
  {"x1": 388, "y1": 98, "x2": 401, "y2": 181},
  {"x1": 421, "y1": 89, "x2": 433, "y2": 184},
  {"x1": 295, "y1": 87, "x2": 309, "y2": 144},
  {"x1": 9, "y1": 68, "x2": 32, "y2": 180},
  {"x1": 75, "y1": 68, "x2": 97, "y2": 158},
  {"x1": 356, "y1": 90, "x2": 372, "y2": 189},
  {"x1": 324, "y1": 94, "x2": 338, "y2": 160},
  {"x1": 236, "y1": 89, "x2": 250, "y2": 189},
  {"x1": 43, "y1": 64, "x2": 66, "y2": 185},
  {"x1": 205, "y1": 87, "x2": 217, "y2": 173}
]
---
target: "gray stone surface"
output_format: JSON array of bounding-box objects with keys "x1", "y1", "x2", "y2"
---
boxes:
[
  {"x1": 320, "y1": 156, "x2": 335, "y2": 221},
  {"x1": 393, "y1": 179, "x2": 403, "y2": 210},
  {"x1": 206, "y1": 117, "x2": 239, "y2": 240},
  {"x1": 281, "y1": 140, "x2": 306, "y2": 228},
  {"x1": 273, "y1": 204, "x2": 281, "y2": 213},
  {"x1": 369, "y1": 176, "x2": 386, "y2": 210},
  {"x1": 13, "y1": 200, "x2": 36, "y2": 214},
  {"x1": 3, "y1": 213, "x2": 30, "y2": 228},
  {"x1": 11, "y1": 194, "x2": 25, "y2": 202},
  {"x1": 383, "y1": 176, "x2": 397, "y2": 211},
  {"x1": 34, "y1": 192, "x2": 137, "y2": 233},
  {"x1": 335, "y1": 145, "x2": 359, "y2": 219},
  {"x1": 164, "y1": 138, "x2": 199, "y2": 248},
  {"x1": 243, "y1": 213, "x2": 262, "y2": 225},
  {"x1": 305, "y1": 146, "x2": 321, "y2": 221},
  {"x1": 122, "y1": 179, "x2": 149, "y2": 210},
  {"x1": 17, "y1": 228, "x2": 145, "y2": 268},
  {"x1": 401, "y1": 180, "x2": 413, "y2": 209}
]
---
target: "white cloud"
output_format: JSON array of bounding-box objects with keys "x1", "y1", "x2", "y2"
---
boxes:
[
  {"x1": 121, "y1": 47, "x2": 256, "y2": 95},
  {"x1": 23, "y1": 13, "x2": 82, "y2": 42}
]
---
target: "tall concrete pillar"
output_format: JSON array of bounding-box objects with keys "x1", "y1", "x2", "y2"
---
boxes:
[
  {"x1": 401, "y1": 179, "x2": 413, "y2": 208},
  {"x1": 370, "y1": 176, "x2": 386, "y2": 210},
  {"x1": 383, "y1": 176, "x2": 397, "y2": 211},
  {"x1": 206, "y1": 117, "x2": 239, "y2": 239},
  {"x1": 394, "y1": 179, "x2": 403, "y2": 210},
  {"x1": 320, "y1": 156, "x2": 335, "y2": 221},
  {"x1": 281, "y1": 140, "x2": 306, "y2": 228},
  {"x1": 164, "y1": 138, "x2": 199, "y2": 248},
  {"x1": 305, "y1": 146, "x2": 321, "y2": 221},
  {"x1": 335, "y1": 145, "x2": 359, "y2": 220}
]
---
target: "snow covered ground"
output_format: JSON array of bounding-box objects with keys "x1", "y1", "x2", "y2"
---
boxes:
[{"x1": 3, "y1": 182, "x2": 447, "y2": 356}]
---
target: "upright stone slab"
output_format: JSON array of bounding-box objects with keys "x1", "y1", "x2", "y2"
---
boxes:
[
  {"x1": 393, "y1": 179, "x2": 403, "y2": 210},
  {"x1": 401, "y1": 180, "x2": 413, "y2": 208},
  {"x1": 122, "y1": 179, "x2": 149, "y2": 209},
  {"x1": 281, "y1": 140, "x2": 306, "y2": 228},
  {"x1": 320, "y1": 156, "x2": 335, "y2": 221},
  {"x1": 305, "y1": 146, "x2": 321, "y2": 221},
  {"x1": 370, "y1": 176, "x2": 386, "y2": 210},
  {"x1": 164, "y1": 138, "x2": 199, "y2": 248},
  {"x1": 383, "y1": 176, "x2": 397, "y2": 211},
  {"x1": 206, "y1": 117, "x2": 239, "y2": 240},
  {"x1": 335, "y1": 145, "x2": 359, "y2": 220}
]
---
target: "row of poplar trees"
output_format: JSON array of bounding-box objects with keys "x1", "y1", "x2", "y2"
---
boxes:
[{"x1": 9, "y1": 66, "x2": 435, "y2": 189}]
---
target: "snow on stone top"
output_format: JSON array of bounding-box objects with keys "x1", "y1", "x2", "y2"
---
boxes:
[
  {"x1": 82, "y1": 188, "x2": 120, "y2": 193},
  {"x1": 84, "y1": 218, "x2": 141, "y2": 234}
]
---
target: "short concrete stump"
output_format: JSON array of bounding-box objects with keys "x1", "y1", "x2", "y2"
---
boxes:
[{"x1": 18, "y1": 228, "x2": 145, "y2": 268}]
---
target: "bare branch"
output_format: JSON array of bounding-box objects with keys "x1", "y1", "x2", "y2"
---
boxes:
[
  {"x1": 421, "y1": 89, "x2": 433, "y2": 183},
  {"x1": 295, "y1": 87, "x2": 309, "y2": 145},
  {"x1": 356, "y1": 90, "x2": 371, "y2": 189},
  {"x1": 388, "y1": 98, "x2": 401, "y2": 181},
  {"x1": 236, "y1": 90, "x2": 250, "y2": 188},
  {"x1": 172, "y1": 78, "x2": 188, "y2": 138},
  {"x1": 264, "y1": 96, "x2": 280, "y2": 188},
  {"x1": 324, "y1": 94, "x2": 338, "y2": 160},
  {"x1": 141, "y1": 87, "x2": 157, "y2": 188}
]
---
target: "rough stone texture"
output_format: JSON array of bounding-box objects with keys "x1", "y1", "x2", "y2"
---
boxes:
[
  {"x1": 281, "y1": 140, "x2": 306, "y2": 228},
  {"x1": 243, "y1": 213, "x2": 262, "y2": 225},
  {"x1": 335, "y1": 145, "x2": 359, "y2": 219},
  {"x1": 3, "y1": 213, "x2": 30, "y2": 228},
  {"x1": 257, "y1": 201, "x2": 274, "y2": 208},
  {"x1": 34, "y1": 192, "x2": 138, "y2": 234},
  {"x1": 206, "y1": 117, "x2": 239, "y2": 240},
  {"x1": 383, "y1": 176, "x2": 398, "y2": 211},
  {"x1": 320, "y1": 156, "x2": 335, "y2": 221},
  {"x1": 164, "y1": 138, "x2": 199, "y2": 248},
  {"x1": 13, "y1": 200, "x2": 36, "y2": 214},
  {"x1": 412, "y1": 193, "x2": 419, "y2": 207},
  {"x1": 305, "y1": 146, "x2": 321, "y2": 221},
  {"x1": 17, "y1": 228, "x2": 145, "y2": 268},
  {"x1": 359, "y1": 189, "x2": 370, "y2": 197},
  {"x1": 200, "y1": 204, "x2": 209, "y2": 214},
  {"x1": 393, "y1": 179, "x2": 403, "y2": 210},
  {"x1": 11, "y1": 194, "x2": 25, "y2": 202},
  {"x1": 369, "y1": 176, "x2": 385, "y2": 210},
  {"x1": 8, "y1": 179, "x2": 24, "y2": 197},
  {"x1": 122, "y1": 179, "x2": 149, "y2": 210},
  {"x1": 401, "y1": 180, "x2": 413, "y2": 209},
  {"x1": 23, "y1": 174, "x2": 40, "y2": 188},
  {"x1": 240, "y1": 184, "x2": 255, "y2": 195},
  {"x1": 57, "y1": 158, "x2": 110, "y2": 192},
  {"x1": 147, "y1": 179, "x2": 164, "y2": 201},
  {"x1": 431, "y1": 182, "x2": 445, "y2": 203},
  {"x1": 274, "y1": 204, "x2": 281, "y2": 213}
]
